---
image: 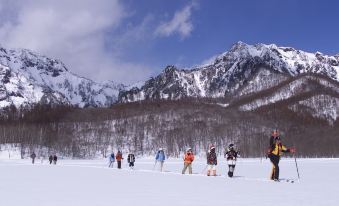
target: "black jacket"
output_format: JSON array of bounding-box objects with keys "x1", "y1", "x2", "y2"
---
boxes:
[
  {"x1": 207, "y1": 150, "x2": 217, "y2": 165},
  {"x1": 225, "y1": 149, "x2": 238, "y2": 160},
  {"x1": 127, "y1": 154, "x2": 135, "y2": 163}
]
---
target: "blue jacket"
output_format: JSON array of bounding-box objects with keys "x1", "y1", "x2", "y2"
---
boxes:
[
  {"x1": 109, "y1": 153, "x2": 115, "y2": 162},
  {"x1": 155, "y1": 151, "x2": 165, "y2": 161}
]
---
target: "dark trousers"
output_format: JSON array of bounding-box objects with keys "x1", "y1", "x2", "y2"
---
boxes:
[
  {"x1": 269, "y1": 154, "x2": 280, "y2": 180},
  {"x1": 117, "y1": 161, "x2": 122, "y2": 169},
  {"x1": 129, "y1": 162, "x2": 134, "y2": 167}
]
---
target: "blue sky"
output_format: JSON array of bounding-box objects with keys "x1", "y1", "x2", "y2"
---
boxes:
[
  {"x1": 0, "y1": 0, "x2": 338, "y2": 84},
  {"x1": 123, "y1": 0, "x2": 339, "y2": 69}
]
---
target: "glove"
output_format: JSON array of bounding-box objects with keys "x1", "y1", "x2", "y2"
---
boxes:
[
  {"x1": 266, "y1": 149, "x2": 272, "y2": 155},
  {"x1": 289, "y1": 147, "x2": 296, "y2": 153}
]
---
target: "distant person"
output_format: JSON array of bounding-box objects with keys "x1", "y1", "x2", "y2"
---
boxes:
[
  {"x1": 155, "y1": 148, "x2": 166, "y2": 172},
  {"x1": 53, "y1": 155, "x2": 58, "y2": 165},
  {"x1": 267, "y1": 130, "x2": 295, "y2": 181},
  {"x1": 207, "y1": 146, "x2": 217, "y2": 176},
  {"x1": 30, "y1": 152, "x2": 36, "y2": 164},
  {"x1": 127, "y1": 152, "x2": 135, "y2": 169},
  {"x1": 49, "y1": 155, "x2": 53, "y2": 164},
  {"x1": 116, "y1": 150, "x2": 123, "y2": 169},
  {"x1": 225, "y1": 144, "x2": 239, "y2": 177},
  {"x1": 182, "y1": 148, "x2": 194, "y2": 174},
  {"x1": 108, "y1": 152, "x2": 115, "y2": 168}
]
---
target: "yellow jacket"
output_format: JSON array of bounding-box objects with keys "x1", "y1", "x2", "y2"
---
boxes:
[{"x1": 271, "y1": 143, "x2": 289, "y2": 156}]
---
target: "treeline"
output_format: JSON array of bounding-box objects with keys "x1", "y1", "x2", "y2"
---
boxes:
[{"x1": 0, "y1": 98, "x2": 338, "y2": 158}]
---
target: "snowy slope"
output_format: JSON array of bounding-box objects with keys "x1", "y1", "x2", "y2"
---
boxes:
[
  {"x1": 0, "y1": 158, "x2": 338, "y2": 206},
  {"x1": 289, "y1": 95, "x2": 339, "y2": 125},
  {"x1": 0, "y1": 46, "x2": 124, "y2": 108},
  {"x1": 120, "y1": 42, "x2": 339, "y2": 102},
  {"x1": 230, "y1": 74, "x2": 339, "y2": 124}
]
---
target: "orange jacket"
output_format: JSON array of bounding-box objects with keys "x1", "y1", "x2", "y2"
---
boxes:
[
  {"x1": 116, "y1": 153, "x2": 123, "y2": 161},
  {"x1": 184, "y1": 152, "x2": 194, "y2": 163}
]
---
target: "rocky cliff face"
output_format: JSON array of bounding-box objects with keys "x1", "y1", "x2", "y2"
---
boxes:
[
  {"x1": 0, "y1": 46, "x2": 123, "y2": 108},
  {"x1": 119, "y1": 42, "x2": 339, "y2": 102}
]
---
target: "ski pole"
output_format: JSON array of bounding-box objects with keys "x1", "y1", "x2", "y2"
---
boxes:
[
  {"x1": 201, "y1": 165, "x2": 208, "y2": 174},
  {"x1": 294, "y1": 155, "x2": 300, "y2": 180}
]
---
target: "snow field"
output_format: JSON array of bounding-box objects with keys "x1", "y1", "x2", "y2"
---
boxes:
[{"x1": 0, "y1": 158, "x2": 338, "y2": 206}]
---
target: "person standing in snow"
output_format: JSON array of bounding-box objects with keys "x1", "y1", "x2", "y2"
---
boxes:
[
  {"x1": 225, "y1": 144, "x2": 238, "y2": 177},
  {"x1": 182, "y1": 148, "x2": 194, "y2": 174},
  {"x1": 155, "y1": 148, "x2": 166, "y2": 172},
  {"x1": 127, "y1": 152, "x2": 135, "y2": 169},
  {"x1": 116, "y1": 150, "x2": 123, "y2": 169},
  {"x1": 49, "y1": 155, "x2": 53, "y2": 164},
  {"x1": 206, "y1": 146, "x2": 217, "y2": 176},
  {"x1": 30, "y1": 152, "x2": 36, "y2": 164},
  {"x1": 267, "y1": 130, "x2": 295, "y2": 181},
  {"x1": 53, "y1": 154, "x2": 58, "y2": 165},
  {"x1": 108, "y1": 152, "x2": 115, "y2": 168}
]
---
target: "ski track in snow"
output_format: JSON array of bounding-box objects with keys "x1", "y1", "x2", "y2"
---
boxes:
[{"x1": 0, "y1": 158, "x2": 338, "y2": 206}]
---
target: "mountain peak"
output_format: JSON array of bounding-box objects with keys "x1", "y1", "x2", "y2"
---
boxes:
[
  {"x1": 120, "y1": 42, "x2": 339, "y2": 103},
  {"x1": 0, "y1": 45, "x2": 123, "y2": 108},
  {"x1": 163, "y1": 65, "x2": 177, "y2": 73}
]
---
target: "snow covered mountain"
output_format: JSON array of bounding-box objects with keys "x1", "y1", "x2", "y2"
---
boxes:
[
  {"x1": 119, "y1": 42, "x2": 339, "y2": 102},
  {"x1": 1, "y1": 41, "x2": 338, "y2": 118},
  {"x1": 0, "y1": 46, "x2": 124, "y2": 108}
]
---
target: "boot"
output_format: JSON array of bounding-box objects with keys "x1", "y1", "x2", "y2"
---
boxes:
[
  {"x1": 228, "y1": 171, "x2": 233, "y2": 177},
  {"x1": 270, "y1": 167, "x2": 275, "y2": 180},
  {"x1": 212, "y1": 170, "x2": 217, "y2": 176},
  {"x1": 207, "y1": 170, "x2": 210, "y2": 176}
]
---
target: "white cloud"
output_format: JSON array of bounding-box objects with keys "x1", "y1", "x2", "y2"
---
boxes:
[
  {"x1": 0, "y1": 0, "x2": 152, "y2": 84},
  {"x1": 114, "y1": 14, "x2": 155, "y2": 50},
  {"x1": 155, "y1": 2, "x2": 197, "y2": 39},
  {"x1": 199, "y1": 54, "x2": 218, "y2": 67}
]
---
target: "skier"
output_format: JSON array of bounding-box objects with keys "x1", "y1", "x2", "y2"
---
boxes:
[
  {"x1": 108, "y1": 152, "x2": 115, "y2": 168},
  {"x1": 49, "y1": 155, "x2": 53, "y2": 164},
  {"x1": 206, "y1": 146, "x2": 217, "y2": 176},
  {"x1": 182, "y1": 148, "x2": 194, "y2": 174},
  {"x1": 155, "y1": 148, "x2": 166, "y2": 172},
  {"x1": 225, "y1": 143, "x2": 238, "y2": 177},
  {"x1": 267, "y1": 130, "x2": 295, "y2": 181},
  {"x1": 127, "y1": 152, "x2": 135, "y2": 169},
  {"x1": 53, "y1": 154, "x2": 58, "y2": 165},
  {"x1": 116, "y1": 150, "x2": 123, "y2": 169},
  {"x1": 30, "y1": 152, "x2": 36, "y2": 164}
]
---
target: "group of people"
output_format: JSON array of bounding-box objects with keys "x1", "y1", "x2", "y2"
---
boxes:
[
  {"x1": 30, "y1": 152, "x2": 58, "y2": 165},
  {"x1": 108, "y1": 150, "x2": 135, "y2": 169},
  {"x1": 108, "y1": 130, "x2": 295, "y2": 181},
  {"x1": 48, "y1": 155, "x2": 58, "y2": 165},
  {"x1": 194, "y1": 143, "x2": 238, "y2": 177},
  {"x1": 183, "y1": 129, "x2": 295, "y2": 180},
  {"x1": 28, "y1": 130, "x2": 295, "y2": 181}
]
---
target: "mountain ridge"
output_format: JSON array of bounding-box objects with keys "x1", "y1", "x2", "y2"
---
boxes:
[
  {"x1": 119, "y1": 41, "x2": 339, "y2": 102},
  {"x1": 0, "y1": 46, "x2": 124, "y2": 108}
]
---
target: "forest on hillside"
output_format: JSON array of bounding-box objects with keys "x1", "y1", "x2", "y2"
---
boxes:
[{"x1": 0, "y1": 98, "x2": 338, "y2": 158}]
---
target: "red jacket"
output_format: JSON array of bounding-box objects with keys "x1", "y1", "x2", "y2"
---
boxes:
[
  {"x1": 116, "y1": 152, "x2": 123, "y2": 161},
  {"x1": 184, "y1": 152, "x2": 194, "y2": 163}
]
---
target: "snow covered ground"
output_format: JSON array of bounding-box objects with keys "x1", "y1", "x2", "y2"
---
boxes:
[{"x1": 0, "y1": 157, "x2": 338, "y2": 206}]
